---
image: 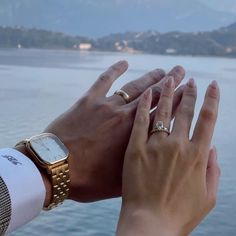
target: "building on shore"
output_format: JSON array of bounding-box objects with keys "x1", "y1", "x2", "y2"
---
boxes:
[{"x1": 79, "y1": 43, "x2": 92, "y2": 50}]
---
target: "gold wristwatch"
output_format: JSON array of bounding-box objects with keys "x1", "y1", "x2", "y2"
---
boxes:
[{"x1": 15, "y1": 133, "x2": 70, "y2": 210}]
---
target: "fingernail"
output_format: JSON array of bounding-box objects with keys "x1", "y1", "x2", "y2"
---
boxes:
[
  {"x1": 165, "y1": 76, "x2": 174, "y2": 88},
  {"x1": 187, "y1": 78, "x2": 195, "y2": 88},
  {"x1": 171, "y1": 65, "x2": 185, "y2": 75},
  {"x1": 117, "y1": 60, "x2": 128, "y2": 67},
  {"x1": 210, "y1": 80, "x2": 218, "y2": 89},
  {"x1": 143, "y1": 88, "x2": 152, "y2": 101},
  {"x1": 154, "y1": 69, "x2": 166, "y2": 78}
]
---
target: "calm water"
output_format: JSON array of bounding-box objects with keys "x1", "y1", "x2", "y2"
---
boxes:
[{"x1": 0, "y1": 49, "x2": 236, "y2": 235}]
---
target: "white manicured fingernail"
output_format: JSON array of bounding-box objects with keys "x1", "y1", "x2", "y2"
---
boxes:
[
  {"x1": 165, "y1": 76, "x2": 174, "y2": 88},
  {"x1": 144, "y1": 88, "x2": 152, "y2": 101},
  {"x1": 117, "y1": 60, "x2": 128, "y2": 67},
  {"x1": 211, "y1": 80, "x2": 218, "y2": 89},
  {"x1": 187, "y1": 78, "x2": 195, "y2": 88}
]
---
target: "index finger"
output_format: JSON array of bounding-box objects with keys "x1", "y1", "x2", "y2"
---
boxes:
[
  {"x1": 191, "y1": 81, "x2": 220, "y2": 149},
  {"x1": 89, "y1": 60, "x2": 129, "y2": 97},
  {"x1": 112, "y1": 68, "x2": 165, "y2": 105}
]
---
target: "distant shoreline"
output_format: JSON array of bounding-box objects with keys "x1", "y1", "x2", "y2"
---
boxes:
[
  {"x1": 0, "y1": 47, "x2": 236, "y2": 59},
  {"x1": 1, "y1": 25, "x2": 236, "y2": 59}
]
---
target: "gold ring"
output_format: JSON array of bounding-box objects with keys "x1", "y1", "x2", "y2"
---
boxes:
[
  {"x1": 151, "y1": 121, "x2": 170, "y2": 135},
  {"x1": 114, "y1": 89, "x2": 131, "y2": 104}
]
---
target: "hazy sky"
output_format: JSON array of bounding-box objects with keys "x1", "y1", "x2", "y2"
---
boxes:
[
  {"x1": 1, "y1": 0, "x2": 236, "y2": 36},
  {"x1": 117, "y1": 0, "x2": 236, "y2": 13},
  {"x1": 199, "y1": 0, "x2": 236, "y2": 13},
  {"x1": 135, "y1": 0, "x2": 236, "y2": 13},
  {"x1": 87, "y1": 0, "x2": 236, "y2": 10}
]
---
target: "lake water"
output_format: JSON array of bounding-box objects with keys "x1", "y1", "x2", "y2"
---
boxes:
[{"x1": 0, "y1": 49, "x2": 236, "y2": 235}]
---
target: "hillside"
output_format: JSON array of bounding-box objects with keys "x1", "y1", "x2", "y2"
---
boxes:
[
  {"x1": 0, "y1": 27, "x2": 91, "y2": 49},
  {"x1": 0, "y1": 23, "x2": 236, "y2": 57},
  {"x1": 97, "y1": 23, "x2": 236, "y2": 57}
]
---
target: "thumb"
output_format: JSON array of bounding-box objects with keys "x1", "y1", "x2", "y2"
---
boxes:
[{"x1": 206, "y1": 147, "x2": 221, "y2": 208}]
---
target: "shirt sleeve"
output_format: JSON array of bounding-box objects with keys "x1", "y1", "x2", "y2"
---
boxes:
[{"x1": 0, "y1": 148, "x2": 46, "y2": 235}]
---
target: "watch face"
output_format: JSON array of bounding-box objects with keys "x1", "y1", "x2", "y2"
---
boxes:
[{"x1": 29, "y1": 133, "x2": 69, "y2": 165}]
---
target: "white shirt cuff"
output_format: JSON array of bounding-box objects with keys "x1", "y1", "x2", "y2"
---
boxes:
[{"x1": 0, "y1": 148, "x2": 46, "y2": 234}]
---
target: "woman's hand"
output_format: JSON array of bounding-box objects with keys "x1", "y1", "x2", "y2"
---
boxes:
[
  {"x1": 117, "y1": 77, "x2": 220, "y2": 236},
  {"x1": 45, "y1": 61, "x2": 185, "y2": 202}
]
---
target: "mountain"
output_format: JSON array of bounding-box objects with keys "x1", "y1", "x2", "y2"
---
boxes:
[
  {"x1": 97, "y1": 22, "x2": 236, "y2": 57},
  {"x1": 0, "y1": 0, "x2": 236, "y2": 37}
]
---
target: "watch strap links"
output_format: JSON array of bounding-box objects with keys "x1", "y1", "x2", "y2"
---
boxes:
[{"x1": 44, "y1": 163, "x2": 70, "y2": 210}]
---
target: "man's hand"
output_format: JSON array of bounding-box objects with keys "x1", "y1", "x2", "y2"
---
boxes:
[{"x1": 45, "y1": 61, "x2": 185, "y2": 202}]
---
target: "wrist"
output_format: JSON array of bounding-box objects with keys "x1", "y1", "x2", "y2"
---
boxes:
[
  {"x1": 117, "y1": 205, "x2": 180, "y2": 236},
  {"x1": 14, "y1": 145, "x2": 52, "y2": 208}
]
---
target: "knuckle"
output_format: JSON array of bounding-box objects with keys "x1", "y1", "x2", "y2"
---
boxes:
[
  {"x1": 147, "y1": 146, "x2": 158, "y2": 157},
  {"x1": 169, "y1": 138, "x2": 182, "y2": 152},
  {"x1": 76, "y1": 95, "x2": 90, "y2": 107},
  {"x1": 136, "y1": 112, "x2": 149, "y2": 124},
  {"x1": 179, "y1": 104, "x2": 195, "y2": 118},
  {"x1": 97, "y1": 102, "x2": 113, "y2": 114},
  {"x1": 98, "y1": 73, "x2": 111, "y2": 83},
  {"x1": 200, "y1": 107, "x2": 217, "y2": 122},
  {"x1": 168, "y1": 139, "x2": 193, "y2": 163},
  {"x1": 194, "y1": 145, "x2": 202, "y2": 157},
  {"x1": 157, "y1": 107, "x2": 171, "y2": 120},
  {"x1": 191, "y1": 145, "x2": 203, "y2": 162},
  {"x1": 128, "y1": 82, "x2": 143, "y2": 94},
  {"x1": 185, "y1": 89, "x2": 197, "y2": 99},
  {"x1": 194, "y1": 157, "x2": 204, "y2": 169},
  {"x1": 161, "y1": 91, "x2": 172, "y2": 99},
  {"x1": 114, "y1": 109, "x2": 129, "y2": 122},
  {"x1": 129, "y1": 148, "x2": 147, "y2": 161}
]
